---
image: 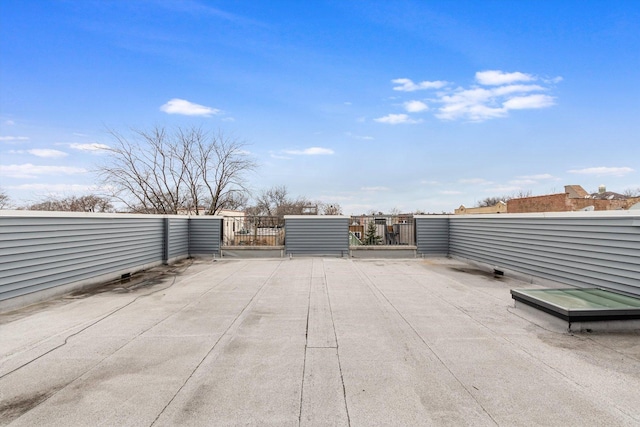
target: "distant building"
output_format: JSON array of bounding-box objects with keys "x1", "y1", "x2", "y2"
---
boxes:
[
  {"x1": 454, "y1": 201, "x2": 507, "y2": 215},
  {"x1": 507, "y1": 185, "x2": 640, "y2": 213}
]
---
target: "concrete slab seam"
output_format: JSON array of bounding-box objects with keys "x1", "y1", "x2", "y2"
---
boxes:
[
  {"x1": 351, "y1": 260, "x2": 500, "y2": 425},
  {"x1": 324, "y1": 258, "x2": 352, "y2": 427},
  {"x1": 298, "y1": 258, "x2": 314, "y2": 426},
  {"x1": 150, "y1": 259, "x2": 285, "y2": 426}
]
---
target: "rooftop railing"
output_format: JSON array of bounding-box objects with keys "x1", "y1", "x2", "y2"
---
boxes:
[{"x1": 1, "y1": 210, "x2": 639, "y2": 312}]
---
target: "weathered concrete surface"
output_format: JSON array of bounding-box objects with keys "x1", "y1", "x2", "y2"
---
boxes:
[{"x1": 1, "y1": 257, "x2": 639, "y2": 426}]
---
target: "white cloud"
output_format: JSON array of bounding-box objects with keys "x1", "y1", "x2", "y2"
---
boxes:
[
  {"x1": 435, "y1": 87, "x2": 503, "y2": 121},
  {"x1": 0, "y1": 136, "x2": 29, "y2": 142},
  {"x1": 509, "y1": 179, "x2": 537, "y2": 185},
  {"x1": 69, "y1": 143, "x2": 110, "y2": 152},
  {"x1": 374, "y1": 114, "x2": 422, "y2": 124},
  {"x1": 392, "y1": 78, "x2": 447, "y2": 92},
  {"x1": 503, "y1": 94, "x2": 555, "y2": 110},
  {"x1": 404, "y1": 100, "x2": 428, "y2": 113},
  {"x1": 517, "y1": 173, "x2": 556, "y2": 180},
  {"x1": 544, "y1": 76, "x2": 564, "y2": 84},
  {"x1": 27, "y1": 149, "x2": 68, "y2": 158},
  {"x1": 476, "y1": 70, "x2": 535, "y2": 86},
  {"x1": 384, "y1": 70, "x2": 560, "y2": 122},
  {"x1": 459, "y1": 178, "x2": 491, "y2": 185},
  {"x1": 435, "y1": 83, "x2": 555, "y2": 122},
  {"x1": 0, "y1": 164, "x2": 87, "y2": 179},
  {"x1": 160, "y1": 98, "x2": 221, "y2": 116},
  {"x1": 437, "y1": 101, "x2": 506, "y2": 121},
  {"x1": 492, "y1": 84, "x2": 545, "y2": 96},
  {"x1": 4, "y1": 120, "x2": 15, "y2": 126},
  {"x1": 283, "y1": 147, "x2": 334, "y2": 155},
  {"x1": 9, "y1": 183, "x2": 100, "y2": 193},
  {"x1": 361, "y1": 186, "x2": 389, "y2": 192},
  {"x1": 270, "y1": 153, "x2": 292, "y2": 160},
  {"x1": 568, "y1": 166, "x2": 634, "y2": 177},
  {"x1": 345, "y1": 132, "x2": 374, "y2": 140}
]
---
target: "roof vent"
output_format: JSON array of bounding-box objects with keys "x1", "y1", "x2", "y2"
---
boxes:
[{"x1": 598, "y1": 184, "x2": 606, "y2": 194}]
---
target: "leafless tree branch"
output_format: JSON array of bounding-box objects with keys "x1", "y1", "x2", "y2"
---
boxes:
[{"x1": 98, "y1": 126, "x2": 256, "y2": 214}]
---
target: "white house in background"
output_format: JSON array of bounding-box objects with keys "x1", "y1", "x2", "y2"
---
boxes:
[{"x1": 219, "y1": 209, "x2": 246, "y2": 245}]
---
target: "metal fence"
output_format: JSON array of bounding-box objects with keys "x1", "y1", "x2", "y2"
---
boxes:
[
  {"x1": 222, "y1": 215, "x2": 284, "y2": 246},
  {"x1": 349, "y1": 215, "x2": 416, "y2": 246},
  {"x1": 0, "y1": 211, "x2": 222, "y2": 310},
  {"x1": 448, "y1": 212, "x2": 640, "y2": 296}
]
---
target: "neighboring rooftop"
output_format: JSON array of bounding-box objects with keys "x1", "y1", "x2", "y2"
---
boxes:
[
  {"x1": 507, "y1": 184, "x2": 640, "y2": 213},
  {"x1": 2, "y1": 258, "x2": 639, "y2": 426},
  {"x1": 455, "y1": 184, "x2": 640, "y2": 214}
]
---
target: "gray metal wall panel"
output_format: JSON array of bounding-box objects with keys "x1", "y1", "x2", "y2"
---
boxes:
[
  {"x1": 285, "y1": 217, "x2": 349, "y2": 255},
  {"x1": 168, "y1": 218, "x2": 189, "y2": 259},
  {"x1": 188, "y1": 217, "x2": 222, "y2": 255},
  {"x1": 415, "y1": 217, "x2": 449, "y2": 255},
  {"x1": 0, "y1": 215, "x2": 164, "y2": 302},
  {"x1": 449, "y1": 215, "x2": 640, "y2": 296}
]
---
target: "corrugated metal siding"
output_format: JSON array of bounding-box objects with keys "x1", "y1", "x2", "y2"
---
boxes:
[
  {"x1": 449, "y1": 214, "x2": 640, "y2": 295},
  {"x1": 415, "y1": 217, "x2": 449, "y2": 255},
  {"x1": 168, "y1": 218, "x2": 189, "y2": 259},
  {"x1": 285, "y1": 216, "x2": 349, "y2": 256},
  {"x1": 188, "y1": 217, "x2": 222, "y2": 255},
  {"x1": 0, "y1": 215, "x2": 164, "y2": 302}
]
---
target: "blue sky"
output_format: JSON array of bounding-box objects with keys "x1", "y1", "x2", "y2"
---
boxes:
[{"x1": 1, "y1": 0, "x2": 639, "y2": 214}]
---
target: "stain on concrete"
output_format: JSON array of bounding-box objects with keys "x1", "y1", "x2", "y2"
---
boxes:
[
  {"x1": 0, "y1": 390, "x2": 55, "y2": 422},
  {"x1": 448, "y1": 267, "x2": 500, "y2": 279}
]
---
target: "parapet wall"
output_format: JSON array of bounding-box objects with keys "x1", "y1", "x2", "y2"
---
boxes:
[
  {"x1": 417, "y1": 212, "x2": 640, "y2": 296},
  {"x1": 2, "y1": 211, "x2": 639, "y2": 312},
  {"x1": 0, "y1": 211, "x2": 222, "y2": 311}
]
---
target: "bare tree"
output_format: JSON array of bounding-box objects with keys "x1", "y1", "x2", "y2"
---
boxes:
[
  {"x1": 623, "y1": 187, "x2": 640, "y2": 197},
  {"x1": 477, "y1": 190, "x2": 532, "y2": 207},
  {"x1": 512, "y1": 190, "x2": 533, "y2": 199},
  {"x1": 477, "y1": 196, "x2": 509, "y2": 207},
  {"x1": 388, "y1": 207, "x2": 401, "y2": 216},
  {"x1": 28, "y1": 195, "x2": 114, "y2": 212},
  {"x1": 221, "y1": 191, "x2": 249, "y2": 211},
  {"x1": 320, "y1": 203, "x2": 343, "y2": 215},
  {"x1": 247, "y1": 185, "x2": 321, "y2": 218},
  {"x1": 99, "y1": 126, "x2": 255, "y2": 215},
  {"x1": 0, "y1": 188, "x2": 10, "y2": 209}
]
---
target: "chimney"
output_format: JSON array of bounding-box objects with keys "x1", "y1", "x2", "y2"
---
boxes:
[{"x1": 598, "y1": 184, "x2": 606, "y2": 194}]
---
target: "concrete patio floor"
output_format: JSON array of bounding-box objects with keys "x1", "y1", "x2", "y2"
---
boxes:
[{"x1": 1, "y1": 257, "x2": 639, "y2": 426}]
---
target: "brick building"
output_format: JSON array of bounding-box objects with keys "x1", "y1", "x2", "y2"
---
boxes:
[{"x1": 507, "y1": 185, "x2": 640, "y2": 213}]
